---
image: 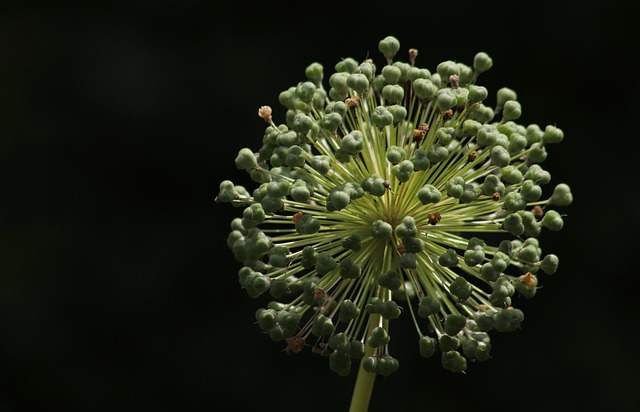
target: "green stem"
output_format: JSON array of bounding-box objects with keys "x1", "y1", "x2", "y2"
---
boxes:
[{"x1": 349, "y1": 315, "x2": 379, "y2": 412}]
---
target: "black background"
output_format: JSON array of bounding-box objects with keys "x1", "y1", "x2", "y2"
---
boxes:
[{"x1": 1, "y1": 1, "x2": 638, "y2": 411}]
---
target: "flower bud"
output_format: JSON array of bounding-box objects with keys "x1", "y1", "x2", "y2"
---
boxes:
[
  {"x1": 378, "y1": 35, "x2": 401, "y2": 62},
  {"x1": 473, "y1": 52, "x2": 493, "y2": 73}
]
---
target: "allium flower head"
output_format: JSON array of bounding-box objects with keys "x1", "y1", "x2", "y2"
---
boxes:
[{"x1": 217, "y1": 35, "x2": 572, "y2": 377}]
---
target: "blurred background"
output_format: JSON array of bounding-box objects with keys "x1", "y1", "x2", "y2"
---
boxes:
[{"x1": 1, "y1": 1, "x2": 637, "y2": 410}]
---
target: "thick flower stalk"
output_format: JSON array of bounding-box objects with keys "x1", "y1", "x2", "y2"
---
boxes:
[{"x1": 217, "y1": 35, "x2": 572, "y2": 387}]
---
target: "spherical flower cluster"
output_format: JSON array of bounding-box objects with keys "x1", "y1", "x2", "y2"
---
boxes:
[{"x1": 217, "y1": 35, "x2": 572, "y2": 377}]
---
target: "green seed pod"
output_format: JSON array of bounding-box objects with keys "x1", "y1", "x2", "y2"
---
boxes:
[
  {"x1": 481, "y1": 174, "x2": 505, "y2": 197},
  {"x1": 527, "y1": 142, "x2": 547, "y2": 164},
  {"x1": 340, "y1": 257, "x2": 362, "y2": 279},
  {"x1": 335, "y1": 57, "x2": 359, "y2": 73},
  {"x1": 244, "y1": 272, "x2": 271, "y2": 298},
  {"x1": 436, "y1": 61, "x2": 460, "y2": 82},
  {"x1": 300, "y1": 245, "x2": 318, "y2": 269},
  {"x1": 226, "y1": 230, "x2": 244, "y2": 249},
  {"x1": 284, "y1": 145, "x2": 306, "y2": 168},
  {"x1": 377, "y1": 355, "x2": 400, "y2": 376},
  {"x1": 419, "y1": 336, "x2": 437, "y2": 358},
  {"x1": 502, "y1": 213, "x2": 524, "y2": 236},
  {"x1": 367, "y1": 326, "x2": 390, "y2": 347},
  {"x1": 278, "y1": 89, "x2": 298, "y2": 110},
  {"x1": 362, "y1": 174, "x2": 386, "y2": 197},
  {"x1": 255, "y1": 308, "x2": 277, "y2": 331},
  {"x1": 217, "y1": 180, "x2": 238, "y2": 203},
  {"x1": 342, "y1": 131, "x2": 364, "y2": 155},
  {"x1": 327, "y1": 189, "x2": 350, "y2": 211},
  {"x1": 310, "y1": 155, "x2": 331, "y2": 175},
  {"x1": 540, "y1": 254, "x2": 559, "y2": 274},
  {"x1": 456, "y1": 63, "x2": 473, "y2": 85},
  {"x1": 266, "y1": 180, "x2": 290, "y2": 198},
  {"x1": 268, "y1": 324, "x2": 284, "y2": 341},
  {"x1": 548, "y1": 183, "x2": 573, "y2": 206},
  {"x1": 417, "y1": 184, "x2": 441, "y2": 204},
  {"x1": 386, "y1": 145, "x2": 406, "y2": 164},
  {"x1": 400, "y1": 253, "x2": 417, "y2": 269},
  {"x1": 382, "y1": 65, "x2": 402, "y2": 84},
  {"x1": 305, "y1": 62, "x2": 323, "y2": 84},
  {"x1": 501, "y1": 166, "x2": 523, "y2": 184},
  {"x1": 395, "y1": 216, "x2": 417, "y2": 238},
  {"x1": 508, "y1": 133, "x2": 528, "y2": 154},
  {"x1": 235, "y1": 148, "x2": 257, "y2": 171},
  {"x1": 441, "y1": 351, "x2": 467, "y2": 373},
  {"x1": 450, "y1": 277, "x2": 472, "y2": 300},
  {"x1": 462, "y1": 339, "x2": 479, "y2": 359},
  {"x1": 426, "y1": 144, "x2": 449, "y2": 164},
  {"x1": 312, "y1": 89, "x2": 326, "y2": 111},
  {"x1": 328, "y1": 332, "x2": 350, "y2": 352},
  {"x1": 268, "y1": 245, "x2": 289, "y2": 267},
  {"x1": 408, "y1": 67, "x2": 431, "y2": 82},
  {"x1": 350, "y1": 340, "x2": 365, "y2": 359},
  {"x1": 413, "y1": 78, "x2": 438, "y2": 100},
  {"x1": 439, "y1": 248, "x2": 459, "y2": 267},
  {"x1": 468, "y1": 84, "x2": 489, "y2": 103},
  {"x1": 372, "y1": 74, "x2": 387, "y2": 93},
  {"x1": 329, "y1": 350, "x2": 352, "y2": 377},
  {"x1": 453, "y1": 87, "x2": 469, "y2": 108},
  {"x1": 418, "y1": 295, "x2": 441, "y2": 318},
  {"x1": 411, "y1": 149, "x2": 431, "y2": 171},
  {"x1": 378, "y1": 35, "x2": 401, "y2": 61},
  {"x1": 241, "y1": 203, "x2": 266, "y2": 228},
  {"x1": 295, "y1": 81, "x2": 316, "y2": 103},
  {"x1": 496, "y1": 87, "x2": 517, "y2": 109},
  {"x1": 382, "y1": 84, "x2": 405, "y2": 104},
  {"x1": 490, "y1": 145, "x2": 511, "y2": 167},
  {"x1": 469, "y1": 103, "x2": 495, "y2": 123},
  {"x1": 503, "y1": 100, "x2": 522, "y2": 121},
  {"x1": 292, "y1": 113, "x2": 313, "y2": 135},
  {"x1": 475, "y1": 314, "x2": 494, "y2": 332},
  {"x1": 269, "y1": 278, "x2": 290, "y2": 299},
  {"x1": 491, "y1": 276, "x2": 515, "y2": 299},
  {"x1": 347, "y1": 73, "x2": 369, "y2": 95},
  {"x1": 464, "y1": 248, "x2": 485, "y2": 266},
  {"x1": 493, "y1": 308, "x2": 524, "y2": 332},
  {"x1": 275, "y1": 130, "x2": 297, "y2": 148},
  {"x1": 289, "y1": 180, "x2": 311, "y2": 203},
  {"x1": 542, "y1": 210, "x2": 564, "y2": 231},
  {"x1": 435, "y1": 88, "x2": 458, "y2": 111},
  {"x1": 339, "y1": 299, "x2": 361, "y2": 322},
  {"x1": 543, "y1": 125, "x2": 564, "y2": 144},
  {"x1": 378, "y1": 270, "x2": 403, "y2": 291},
  {"x1": 444, "y1": 314, "x2": 468, "y2": 336},
  {"x1": 403, "y1": 237, "x2": 424, "y2": 254},
  {"x1": 460, "y1": 183, "x2": 479, "y2": 203},
  {"x1": 295, "y1": 214, "x2": 321, "y2": 235},
  {"x1": 312, "y1": 314, "x2": 335, "y2": 337},
  {"x1": 363, "y1": 356, "x2": 378, "y2": 373},
  {"x1": 503, "y1": 192, "x2": 527, "y2": 213},
  {"x1": 445, "y1": 176, "x2": 465, "y2": 199},
  {"x1": 473, "y1": 52, "x2": 493, "y2": 73},
  {"x1": 476, "y1": 126, "x2": 497, "y2": 147},
  {"x1": 381, "y1": 300, "x2": 401, "y2": 320},
  {"x1": 388, "y1": 104, "x2": 407, "y2": 124},
  {"x1": 392, "y1": 160, "x2": 414, "y2": 182},
  {"x1": 371, "y1": 219, "x2": 393, "y2": 238},
  {"x1": 329, "y1": 72, "x2": 350, "y2": 94},
  {"x1": 356, "y1": 61, "x2": 376, "y2": 81},
  {"x1": 523, "y1": 164, "x2": 551, "y2": 185},
  {"x1": 342, "y1": 233, "x2": 362, "y2": 251},
  {"x1": 371, "y1": 106, "x2": 394, "y2": 128},
  {"x1": 315, "y1": 252, "x2": 338, "y2": 276},
  {"x1": 392, "y1": 61, "x2": 410, "y2": 82},
  {"x1": 439, "y1": 335, "x2": 460, "y2": 352}
]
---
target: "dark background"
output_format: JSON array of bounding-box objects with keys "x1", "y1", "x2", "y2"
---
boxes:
[{"x1": 1, "y1": 1, "x2": 637, "y2": 411}]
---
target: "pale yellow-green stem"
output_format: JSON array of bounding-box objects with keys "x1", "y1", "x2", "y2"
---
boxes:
[{"x1": 349, "y1": 314, "x2": 379, "y2": 412}]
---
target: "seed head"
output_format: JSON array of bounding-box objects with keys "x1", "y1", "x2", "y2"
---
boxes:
[{"x1": 218, "y1": 35, "x2": 573, "y2": 378}]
